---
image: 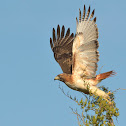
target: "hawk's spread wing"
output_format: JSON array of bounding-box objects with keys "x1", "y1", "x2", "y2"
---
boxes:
[
  {"x1": 72, "y1": 6, "x2": 99, "y2": 78},
  {"x1": 50, "y1": 25, "x2": 74, "y2": 74}
]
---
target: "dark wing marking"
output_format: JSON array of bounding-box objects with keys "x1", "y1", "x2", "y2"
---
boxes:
[{"x1": 50, "y1": 25, "x2": 74, "y2": 74}]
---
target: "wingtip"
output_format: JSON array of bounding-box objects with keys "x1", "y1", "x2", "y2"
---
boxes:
[
  {"x1": 50, "y1": 38, "x2": 53, "y2": 50},
  {"x1": 57, "y1": 25, "x2": 60, "y2": 31},
  {"x1": 88, "y1": 6, "x2": 90, "y2": 12},
  {"x1": 50, "y1": 37, "x2": 52, "y2": 45},
  {"x1": 94, "y1": 17, "x2": 96, "y2": 22},
  {"x1": 79, "y1": 8, "x2": 81, "y2": 22},
  {"x1": 84, "y1": 5, "x2": 86, "y2": 10},
  {"x1": 62, "y1": 25, "x2": 65, "y2": 32},
  {"x1": 57, "y1": 24, "x2": 60, "y2": 28},
  {"x1": 92, "y1": 9, "x2": 95, "y2": 15},
  {"x1": 71, "y1": 33, "x2": 74, "y2": 37},
  {"x1": 65, "y1": 28, "x2": 70, "y2": 37}
]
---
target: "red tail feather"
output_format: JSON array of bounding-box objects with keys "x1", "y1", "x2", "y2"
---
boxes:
[{"x1": 96, "y1": 71, "x2": 116, "y2": 81}]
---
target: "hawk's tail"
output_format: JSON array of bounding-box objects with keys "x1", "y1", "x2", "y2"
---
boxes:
[{"x1": 95, "y1": 71, "x2": 116, "y2": 81}]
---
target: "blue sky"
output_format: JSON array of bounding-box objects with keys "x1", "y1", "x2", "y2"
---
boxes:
[{"x1": 0, "y1": 0, "x2": 126, "y2": 126}]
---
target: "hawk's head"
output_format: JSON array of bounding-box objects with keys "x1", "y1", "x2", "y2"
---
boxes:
[
  {"x1": 54, "y1": 73, "x2": 72, "y2": 84},
  {"x1": 54, "y1": 73, "x2": 66, "y2": 82}
]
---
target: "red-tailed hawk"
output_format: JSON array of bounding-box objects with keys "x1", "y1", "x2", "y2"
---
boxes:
[{"x1": 50, "y1": 5, "x2": 115, "y2": 100}]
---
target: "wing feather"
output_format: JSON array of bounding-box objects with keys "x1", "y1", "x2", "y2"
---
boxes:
[
  {"x1": 61, "y1": 26, "x2": 65, "y2": 38},
  {"x1": 82, "y1": 5, "x2": 86, "y2": 21},
  {"x1": 57, "y1": 25, "x2": 60, "y2": 41},
  {"x1": 50, "y1": 25, "x2": 74, "y2": 74},
  {"x1": 84, "y1": 6, "x2": 90, "y2": 21},
  {"x1": 72, "y1": 5, "x2": 99, "y2": 78},
  {"x1": 53, "y1": 28, "x2": 56, "y2": 43},
  {"x1": 59, "y1": 28, "x2": 70, "y2": 46},
  {"x1": 79, "y1": 8, "x2": 81, "y2": 22}
]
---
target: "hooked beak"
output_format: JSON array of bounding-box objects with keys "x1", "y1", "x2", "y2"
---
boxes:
[{"x1": 54, "y1": 76, "x2": 60, "y2": 80}]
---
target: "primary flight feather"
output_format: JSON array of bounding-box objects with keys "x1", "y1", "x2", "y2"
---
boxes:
[{"x1": 50, "y1": 5, "x2": 115, "y2": 100}]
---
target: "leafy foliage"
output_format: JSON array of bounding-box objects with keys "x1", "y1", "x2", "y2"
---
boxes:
[{"x1": 59, "y1": 86, "x2": 119, "y2": 126}]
